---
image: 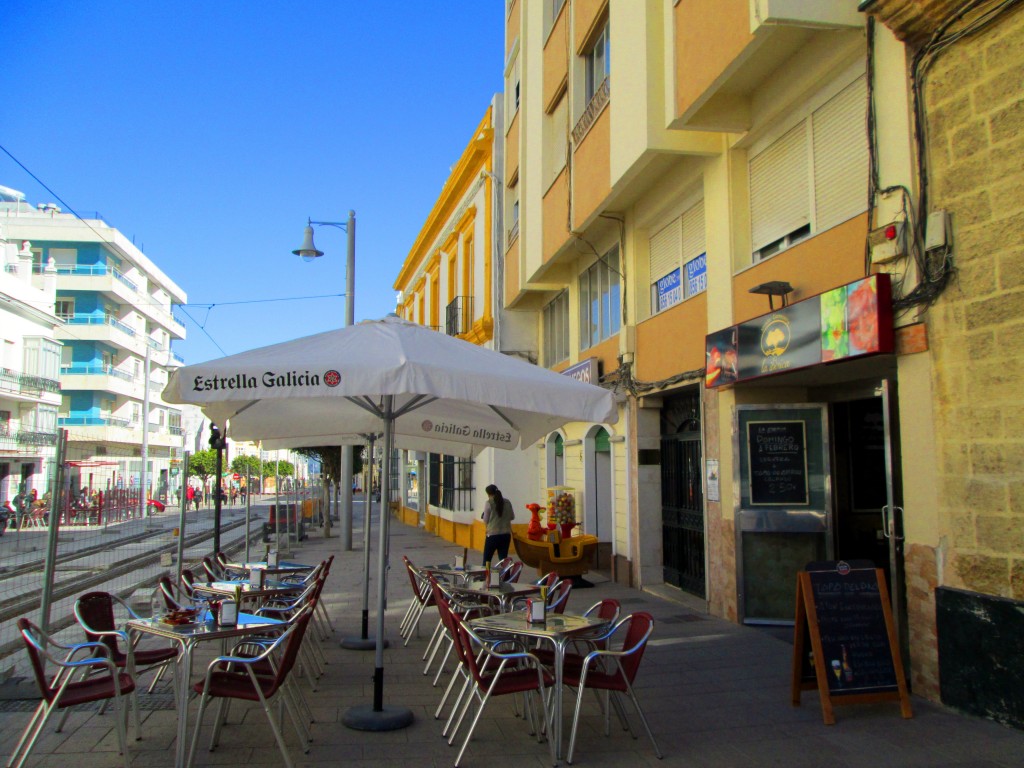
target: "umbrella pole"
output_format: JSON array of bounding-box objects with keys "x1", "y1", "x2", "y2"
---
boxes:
[
  {"x1": 343, "y1": 397, "x2": 413, "y2": 731},
  {"x1": 341, "y1": 434, "x2": 384, "y2": 651}
]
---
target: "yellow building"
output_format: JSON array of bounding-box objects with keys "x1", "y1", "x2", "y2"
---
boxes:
[
  {"x1": 505, "y1": 0, "x2": 1024, "y2": 724},
  {"x1": 393, "y1": 98, "x2": 555, "y2": 552}
]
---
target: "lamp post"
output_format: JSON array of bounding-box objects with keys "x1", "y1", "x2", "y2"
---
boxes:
[{"x1": 293, "y1": 210, "x2": 355, "y2": 550}]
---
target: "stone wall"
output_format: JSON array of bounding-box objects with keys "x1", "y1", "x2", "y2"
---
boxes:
[{"x1": 925, "y1": 3, "x2": 1024, "y2": 600}]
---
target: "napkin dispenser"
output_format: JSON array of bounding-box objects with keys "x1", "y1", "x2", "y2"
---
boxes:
[
  {"x1": 267, "y1": 549, "x2": 279, "y2": 567},
  {"x1": 248, "y1": 567, "x2": 264, "y2": 588},
  {"x1": 218, "y1": 599, "x2": 238, "y2": 627},
  {"x1": 454, "y1": 554, "x2": 464, "y2": 570},
  {"x1": 527, "y1": 597, "x2": 546, "y2": 624}
]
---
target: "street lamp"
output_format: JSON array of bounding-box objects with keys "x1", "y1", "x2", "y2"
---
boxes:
[{"x1": 292, "y1": 210, "x2": 355, "y2": 551}]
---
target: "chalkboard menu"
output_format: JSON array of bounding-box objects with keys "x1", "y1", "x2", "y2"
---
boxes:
[
  {"x1": 791, "y1": 560, "x2": 912, "y2": 724},
  {"x1": 747, "y1": 420, "x2": 809, "y2": 505}
]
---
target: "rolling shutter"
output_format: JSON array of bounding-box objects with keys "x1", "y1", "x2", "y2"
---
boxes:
[
  {"x1": 681, "y1": 199, "x2": 705, "y2": 261},
  {"x1": 749, "y1": 123, "x2": 809, "y2": 252},
  {"x1": 649, "y1": 217, "x2": 680, "y2": 282},
  {"x1": 813, "y1": 76, "x2": 869, "y2": 232}
]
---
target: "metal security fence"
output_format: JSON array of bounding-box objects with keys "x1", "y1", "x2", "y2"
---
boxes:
[{"x1": 0, "y1": 444, "x2": 280, "y2": 678}]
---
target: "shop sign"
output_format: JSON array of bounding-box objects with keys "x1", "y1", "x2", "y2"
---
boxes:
[
  {"x1": 705, "y1": 274, "x2": 893, "y2": 388},
  {"x1": 684, "y1": 253, "x2": 707, "y2": 298},
  {"x1": 655, "y1": 268, "x2": 682, "y2": 312},
  {"x1": 562, "y1": 357, "x2": 598, "y2": 384}
]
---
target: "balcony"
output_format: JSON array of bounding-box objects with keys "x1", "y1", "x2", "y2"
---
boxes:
[
  {"x1": 57, "y1": 314, "x2": 139, "y2": 351},
  {"x1": 672, "y1": 0, "x2": 863, "y2": 131},
  {"x1": 0, "y1": 367, "x2": 61, "y2": 401},
  {"x1": 445, "y1": 296, "x2": 474, "y2": 337},
  {"x1": 59, "y1": 364, "x2": 138, "y2": 397},
  {"x1": 51, "y1": 264, "x2": 139, "y2": 304}
]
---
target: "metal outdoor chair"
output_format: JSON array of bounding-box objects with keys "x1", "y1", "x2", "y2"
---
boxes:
[
  {"x1": 10, "y1": 618, "x2": 136, "y2": 768},
  {"x1": 448, "y1": 617, "x2": 556, "y2": 768},
  {"x1": 186, "y1": 608, "x2": 314, "y2": 768},
  {"x1": 74, "y1": 591, "x2": 178, "y2": 707},
  {"x1": 563, "y1": 611, "x2": 662, "y2": 764}
]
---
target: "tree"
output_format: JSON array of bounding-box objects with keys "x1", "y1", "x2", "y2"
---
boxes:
[
  {"x1": 187, "y1": 449, "x2": 217, "y2": 487},
  {"x1": 231, "y1": 454, "x2": 265, "y2": 478}
]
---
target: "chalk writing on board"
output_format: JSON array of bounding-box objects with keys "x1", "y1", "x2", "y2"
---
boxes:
[{"x1": 747, "y1": 420, "x2": 809, "y2": 505}]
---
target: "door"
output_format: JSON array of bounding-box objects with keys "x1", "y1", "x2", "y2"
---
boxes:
[
  {"x1": 660, "y1": 390, "x2": 705, "y2": 598},
  {"x1": 736, "y1": 404, "x2": 831, "y2": 624},
  {"x1": 830, "y1": 385, "x2": 907, "y2": 661}
]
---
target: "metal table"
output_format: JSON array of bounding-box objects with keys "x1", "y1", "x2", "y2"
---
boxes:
[
  {"x1": 468, "y1": 610, "x2": 609, "y2": 761},
  {"x1": 127, "y1": 612, "x2": 286, "y2": 768}
]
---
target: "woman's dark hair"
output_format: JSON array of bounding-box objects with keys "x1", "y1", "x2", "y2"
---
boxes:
[{"x1": 485, "y1": 484, "x2": 505, "y2": 517}]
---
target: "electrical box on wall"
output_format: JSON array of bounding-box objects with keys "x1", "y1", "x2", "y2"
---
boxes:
[{"x1": 869, "y1": 221, "x2": 906, "y2": 264}]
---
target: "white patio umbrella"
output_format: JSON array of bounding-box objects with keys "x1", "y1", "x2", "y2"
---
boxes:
[{"x1": 162, "y1": 315, "x2": 618, "y2": 729}]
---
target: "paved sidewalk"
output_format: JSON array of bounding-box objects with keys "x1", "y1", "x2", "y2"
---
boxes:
[{"x1": 2, "y1": 509, "x2": 1022, "y2": 768}]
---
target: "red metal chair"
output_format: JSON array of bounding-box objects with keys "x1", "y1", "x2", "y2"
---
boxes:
[
  {"x1": 10, "y1": 618, "x2": 136, "y2": 768},
  {"x1": 400, "y1": 556, "x2": 436, "y2": 646},
  {"x1": 157, "y1": 574, "x2": 188, "y2": 611},
  {"x1": 186, "y1": 608, "x2": 314, "y2": 768},
  {"x1": 201, "y1": 556, "x2": 223, "y2": 582},
  {"x1": 74, "y1": 591, "x2": 178, "y2": 705},
  {"x1": 179, "y1": 568, "x2": 198, "y2": 599},
  {"x1": 449, "y1": 617, "x2": 556, "y2": 768},
  {"x1": 564, "y1": 611, "x2": 662, "y2": 764},
  {"x1": 499, "y1": 560, "x2": 523, "y2": 584},
  {"x1": 547, "y1": 579, "x2": 573, "y2": 614}
]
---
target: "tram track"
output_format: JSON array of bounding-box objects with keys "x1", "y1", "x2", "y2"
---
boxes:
[{"x1": 0, "y1": 519, "x2": 262, "y2": 666}]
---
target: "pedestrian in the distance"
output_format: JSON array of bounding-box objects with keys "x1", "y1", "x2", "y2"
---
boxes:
[{"x1": 481, "y1": 484, "x2": 514, "y2": 566}]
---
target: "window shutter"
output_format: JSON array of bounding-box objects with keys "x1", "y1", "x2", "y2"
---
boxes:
[
  {"x1": 681, "y1": 199, "x2": 705, "y2": 261},
  {"x1": 749, "y1": 123, "x2": 809, "y2": 252},
  {"x1": 813, "y1": 76, "x2": 868, "y2": 232},
  {"x1": 649, "y1": 217, "x2": 680, "y2": 282}
]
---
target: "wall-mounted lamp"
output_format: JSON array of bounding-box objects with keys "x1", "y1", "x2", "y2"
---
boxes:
[{"x1": 748, "y1": 280, "x2": 794, "y2": 311}]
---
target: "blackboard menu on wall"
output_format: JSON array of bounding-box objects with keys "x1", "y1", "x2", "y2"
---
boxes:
[{"x1": 747, "y1": 420, "x2": 809, "y2": 505}]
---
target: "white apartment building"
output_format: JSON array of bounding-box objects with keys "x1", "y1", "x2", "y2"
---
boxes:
[
  {"x1": 0, "y1": 186, "x2": 62, "y2": 505},
  {"x1": 0, "y1": 189, "x2": 188, "y2": 502}
]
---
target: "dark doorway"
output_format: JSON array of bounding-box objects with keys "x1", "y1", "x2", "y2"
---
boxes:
[
  {"x1": 660, "y1": 389, "x2": 705, "y2": 598},
  {"x1": 831, "y1": 397, "x2": 898, "y2": 585}
]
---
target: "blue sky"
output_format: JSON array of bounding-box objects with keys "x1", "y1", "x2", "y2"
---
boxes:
[{"x1": 3, "y1": 2, "x2": 503, "y2": 364}]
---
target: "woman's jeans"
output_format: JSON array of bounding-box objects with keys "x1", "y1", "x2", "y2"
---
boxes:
[{"x1": 483, "y1": 533, "x2": 512, "y2": 565}]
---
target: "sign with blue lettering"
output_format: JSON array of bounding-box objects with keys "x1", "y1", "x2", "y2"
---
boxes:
[
  {"x1": 685, "y1": 253, "x2": 707, "y2": 298},
  {"x1": 656, "y1": 268, "x2": 681, "y2": 312}
]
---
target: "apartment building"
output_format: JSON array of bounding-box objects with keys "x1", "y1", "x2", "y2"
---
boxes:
[
  {"x1": 392, "y1": 97, "x2": 549, "y2": 547},
  {"x1": 0, "y1": 193, "x2": 188, "y2": 503},
  {"x1": 0, "y1": 187, "x2": 62, "y2": 505},
  {"x1": 505, "y1": 0, "x2": 1023, "y2": 724}
]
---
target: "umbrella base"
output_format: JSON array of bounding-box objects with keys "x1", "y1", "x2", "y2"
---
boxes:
[
  {"x1": 340, "y1": 635, "x2": 386, "y2": 650},
  {"x1": 342, "y1": 704, "x2": 414, "y2": 731}
]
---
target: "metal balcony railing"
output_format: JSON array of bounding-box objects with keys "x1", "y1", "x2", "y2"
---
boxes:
[
  {"x1": 60, "y1": 364, "x2": 134, "y2": 382},
  {"x1": 58, "y1": 415, "x2": 133, "y2": 429},
  {"x1": 17, "y1": 430, "x2": 58, "y2": 446},
  {"x1": 445, "y1": 296, "x2": 474, "y2": 336},
  {"x1": 63, "y1": 314, "x2": 138, "y2": 337},
  {"x1": 572, "y1": 77, "x2": 611, "y2": 144},
  {"x1": 0, "y1": 367, "x2": 61, "y2": 395}
]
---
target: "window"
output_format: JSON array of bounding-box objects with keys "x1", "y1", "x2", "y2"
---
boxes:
[
  {"x1": 546, "y1": 0, "x2": 566, "y2": 35},
  {"x1": 505, "y1": 47, "x2": 521, "y2": 122},
  {"x1": 749, "y1": 76, "x2": 868, "y2": 261},
  {"x1": 543, "y1": 291, "x2": 569, "y2": 367},
  {"x1": 23, "y1": 338, "x2": 61, "y2": 381},
  {"x1": 543, "y1": 94, "x2": 569, "y2": 188},
  {"x1": 585, "y1": 22, "x2": 610, "y2": 104},
  {"x1": 650, "y1": 199, "x2": 706, "y2": 314},
  {"x1": 428, "y1": 453, "x2": 474, "y2": 512},
  {"x1": 579, "y1": 246, "x2": 621, "y2": 350},
  {"x1": 55, "y1": 299, "x2": 74, "y2": 320}
]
